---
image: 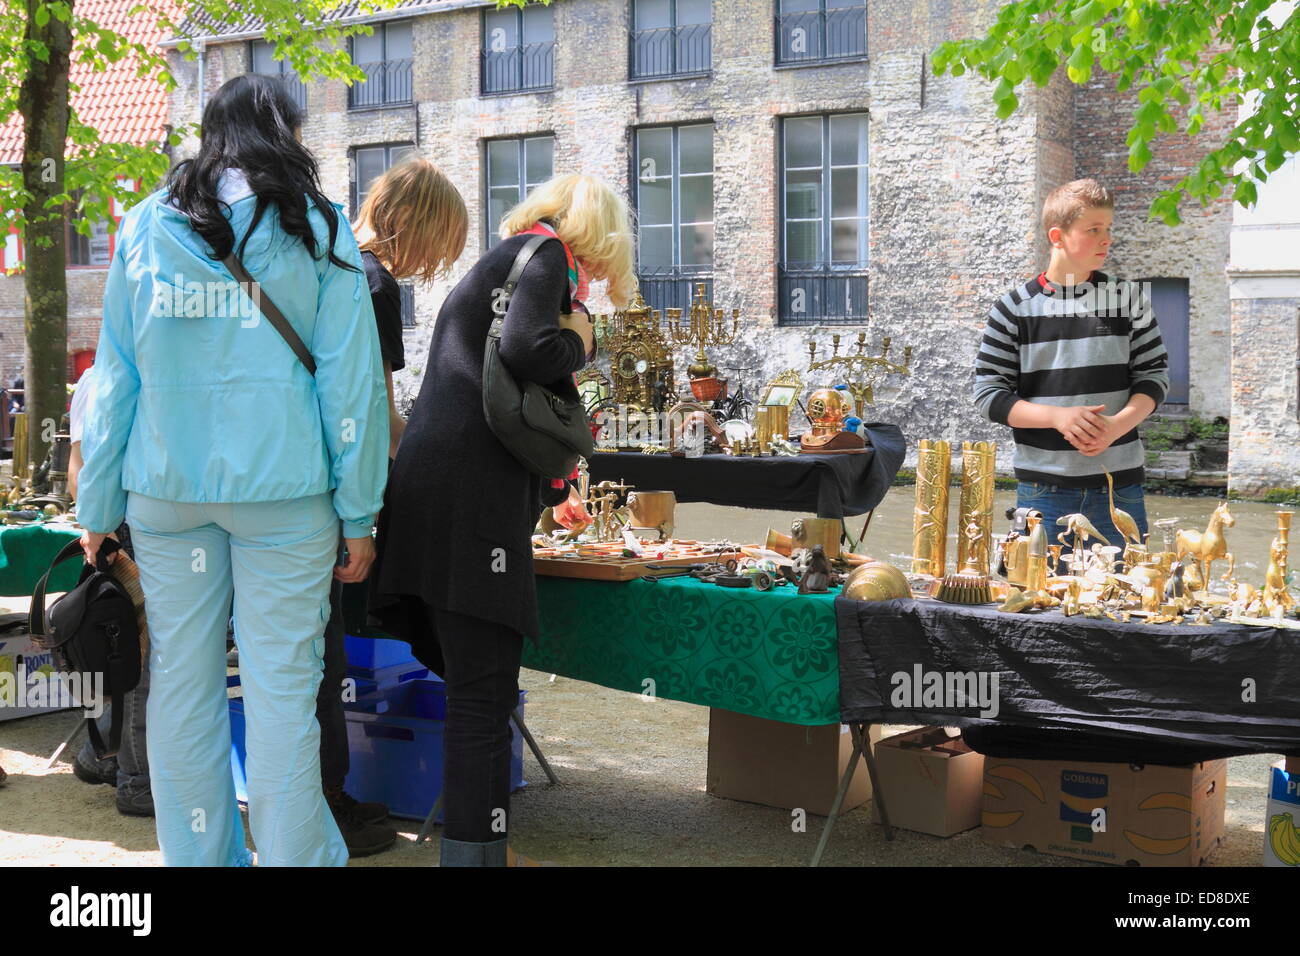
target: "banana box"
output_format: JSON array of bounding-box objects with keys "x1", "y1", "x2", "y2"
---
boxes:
[
  {"x1": 980, "y1": 756, "x2": 1226, "y2": 866},
  {"x1": 0, "y1": 632, "x2": 69, "y2": 721},
  {"x1": 1264, "y1": 760, "x2": 1300, "y2": 867}
]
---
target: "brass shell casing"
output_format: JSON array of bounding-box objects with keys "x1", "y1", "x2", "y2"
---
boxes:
[
  {"x1": 911, "y1": 439, "x2": 951, "y2": 577},
  {"x1": 956, "y1": 440, "x2": 997, "y2": 576},
  {"x1": 1025, "y1": 515, "x2": 1049, "y2": 593}
]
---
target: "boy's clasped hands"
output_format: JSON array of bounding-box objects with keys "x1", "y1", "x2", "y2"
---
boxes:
[{"x1": 1052, "y1": 403, "x2": 1129, "y2": 457}]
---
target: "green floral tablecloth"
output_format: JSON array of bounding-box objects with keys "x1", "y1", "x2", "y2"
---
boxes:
[
  {"x1": 0, "y1": 523, "x2": 82, "y2": 597},
  {"x1": 526, "y1": 575, "x2": 842, "y2": 726}
]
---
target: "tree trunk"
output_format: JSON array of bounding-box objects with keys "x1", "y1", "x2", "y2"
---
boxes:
[{"x1": 17, "y1": 0, "x2": 73, "y2": 473}]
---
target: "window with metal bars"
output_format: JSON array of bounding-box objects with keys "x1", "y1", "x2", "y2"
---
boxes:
[
  {"x1": 348, "y1": 20, "x2": 414, "y2": 110},
  {"x1": 634, "y1": 123, "x2": 714, "y2": 318},
  {"x1": 778, "y1": 112, "x2": 868, "y2": 326},
  {"x1": 482, "y1": 4, "x2": 555, "y2": 95},
  {"x1": 249, "y1": 39, "x2": 307, "y2": 112},
  {"x1": 775, "y1": 0, "x2": 866, "y2": 66},
  {"x1": 630, "y1": 0, "x2": 712, "y2": 80}
]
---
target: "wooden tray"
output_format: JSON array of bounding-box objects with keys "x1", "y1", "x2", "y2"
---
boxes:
[{"x1": 532, "y1": 540, "x2": 741, "y2": 581}]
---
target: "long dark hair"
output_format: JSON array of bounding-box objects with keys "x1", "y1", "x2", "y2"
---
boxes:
[{"x1": 165, "y1": 74, "x2": 356, "y2": 271}]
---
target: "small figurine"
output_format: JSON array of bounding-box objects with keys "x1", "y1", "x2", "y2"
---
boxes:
[
  {"x1": 1104, "y1": 469, "x2": 1143, "y2": 546},
  {"x1": 798, "y1": 545, "x2": 833, "y2": 594},
  {"x1": 1175, "y1": 500, "x2": 1235, "y2": 588}
]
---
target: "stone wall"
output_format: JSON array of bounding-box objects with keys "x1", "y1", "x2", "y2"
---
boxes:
[
  {"x1": 20, "y1": 0, "x2": 1241, "y2": 482},
  {"x1": 1227, "y1": 293, "x2": 1300, "y2": 495}
]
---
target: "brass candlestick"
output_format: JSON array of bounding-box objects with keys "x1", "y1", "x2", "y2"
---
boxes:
[
  {"x1": 668, "y1": 283, "x2": 739, "y2": 380},
  {"x1": 911, "y1": 439, "x2": 951, "y2": 577},
  {"x1": 955, "y1": 441, "x2": 996, "y2": 577},
  {"x1": 806, "y1": 333, "x2": 912, "y2": 418}
]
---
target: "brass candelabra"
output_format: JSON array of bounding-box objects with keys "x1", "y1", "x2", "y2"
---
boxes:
[
  {"x1": 806, "y1": 333, "x2": 912, "y2": 418},
  {"x1": 668, "y1": 283, "x2": 739, "y2": 380}
]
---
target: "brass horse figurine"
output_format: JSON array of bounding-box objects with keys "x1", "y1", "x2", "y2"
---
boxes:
[{"x1": 1175, "y1": 501, "x2": 1235, "y2": 589}]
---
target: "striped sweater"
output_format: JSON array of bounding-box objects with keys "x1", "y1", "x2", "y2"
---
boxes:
[{"x1": 973, "y1": 271, "x2": 1169, "y2": 489}]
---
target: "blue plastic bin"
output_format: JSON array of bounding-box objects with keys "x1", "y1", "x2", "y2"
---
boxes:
[
  {"x1": 343, "y1": 678, "x2": 526, "y2": 821},
  {"x1": 229, "y1": 676, "x2": 526, "y2": 819},
  {"x1": 344, "y1": 634, "x2": 419, "y2": 670},
  {"x1": 344, "y1": 659, "x2": 429, "y2": 694}
]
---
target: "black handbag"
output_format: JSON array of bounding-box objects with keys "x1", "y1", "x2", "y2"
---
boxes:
[
  {"x1": 482, "y1": 234, "x2": 595, "y2": 480},
  {"x1": 29, "y1": 538, "x2": 141, "y2": 759}
]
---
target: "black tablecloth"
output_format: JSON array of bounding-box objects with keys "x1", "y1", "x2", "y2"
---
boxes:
[
  {"x1": 585, "y1": 422, "x2": 905, "y2": 518},
  {"x1": 835, "y1": 597, "x2": 1300, "y2": 757}
]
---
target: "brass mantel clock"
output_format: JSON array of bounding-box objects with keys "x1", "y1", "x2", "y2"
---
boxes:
[{"x1": 603, "y1": 290, "x2": 677, "y2": 411}]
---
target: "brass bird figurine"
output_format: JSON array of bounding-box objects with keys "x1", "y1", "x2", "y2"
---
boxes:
[
  {"x1": 1104, "y1": 470, "x2": 1142, "y2": 546},
  {"x1": 1055, "y1": 513, "x2": 1111, "y2": 550}
]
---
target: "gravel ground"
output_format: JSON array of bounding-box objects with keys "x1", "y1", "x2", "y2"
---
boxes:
[{"x1": 0, "y1": 666, "x2": 1276, "y2": 867}]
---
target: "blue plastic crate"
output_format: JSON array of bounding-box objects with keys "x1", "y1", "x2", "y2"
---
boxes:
[
  {"x1": 344, "y1": 635, "x2": 419, "y2": 670},
  {"x1": 343, "y1": 678, "x2": 526, "y2": 822},
  {"x1": 344, "y1": 659, "x2": 429, "y2": 694},
  {"x1": 229, "y1": 676, "x2": 526, "y2": 819}
]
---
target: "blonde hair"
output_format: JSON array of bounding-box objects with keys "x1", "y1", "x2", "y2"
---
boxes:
[
  {"x1": 353, "y1": 158, "x2": 468, "y2": 282},
  {"x1": 1042, "y1": 178, "x2": 1114, "y2": 240},
  {"x1": 499, "y1": 173, "x2": 636, "y2": 308}
]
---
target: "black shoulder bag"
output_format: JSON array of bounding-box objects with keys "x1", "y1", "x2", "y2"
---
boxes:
[
  {"x1": 482, "y1": 234, "x2": 595, "y2": 480},
  {"x1": 29, "y1": 538, "x2": 140, "y2": 759}
]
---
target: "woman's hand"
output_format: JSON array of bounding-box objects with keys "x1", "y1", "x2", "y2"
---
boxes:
[
  {"x1": 79, "y1": 529, "x2": 120, "y2": 567},
  {"x1": 334, "y1": 534, "x2": 376, "y2": 583}
]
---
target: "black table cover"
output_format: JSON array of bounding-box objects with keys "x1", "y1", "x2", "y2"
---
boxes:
[
  {"x1": 835, "y1": 597, "x2": 1300, "y2": 757},
  {"x1": 585, "y1": 422, "x2": 905, "y2": 518}
]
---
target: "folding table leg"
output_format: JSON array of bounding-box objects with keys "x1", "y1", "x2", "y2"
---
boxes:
[
  {"x1": 513, "y1": 707, "x2": 560, "y2": 786},
  {"x1": 44, "y1": 717, "x2": 87, "y2": 771},
  {"x1": 809, "y1": 722, "x2": 889, "y2": 866},
  {"x1": 414, "y1": 709, "x2": 559, "y2": 844}
]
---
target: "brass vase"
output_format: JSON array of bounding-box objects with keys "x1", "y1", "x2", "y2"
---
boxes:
[
  {"x1": 956, "y1": 441, "x2": 996, "y2": 576},
  {"x1": 911, "y1": 439, "x2": 951, "y2": 577}
]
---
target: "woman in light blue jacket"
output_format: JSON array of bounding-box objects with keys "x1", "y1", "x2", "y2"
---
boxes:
[{"x1": 77, "y1": 75, "x2": 388, "y2": 867}]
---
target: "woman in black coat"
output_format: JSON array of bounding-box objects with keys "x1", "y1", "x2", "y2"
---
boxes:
[{"x1": 368, "y1": 173, "x2": 634, "y2": 867}]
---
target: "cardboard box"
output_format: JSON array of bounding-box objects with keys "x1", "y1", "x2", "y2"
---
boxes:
[
  {"x1": 0, "y1": 631, "x2": 74, "y2": 721},
  {"x1": 873, "y1": 727, "x2": 985, "y2": 836},
  {"x1": 1264, "y1": 760, "x2": 1300, "y2": 867},
  {"x1": 706, "y1": 709, "x2": 882, "y2": 816},
  {"x1": 980, "y1": 755, "x2": 1225, "y2": 866}
]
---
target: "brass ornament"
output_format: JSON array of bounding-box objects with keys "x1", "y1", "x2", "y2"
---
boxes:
[
  {"x1": 911, "y1": 439, "x2": 951, "y2": 578},
  {"x1": 668, "y1": 283, "x2": 739, "y2": 382},
  {"x1": 806, "y1": 332, "x2": 912, "y2": 418},
  {"x1": 955, "y1": 441, "x2": 996, "y2": 577},
  {"x1": 843, "y1": 561, "x2": 910, "y2": 602},
  {"x1": 600, "y1": 290, "x2": 678, "y2": 411},
  {"x1": 1175, "y1": 501, "x2": 1236, "y2": 589},
  {"x1": 1262, "y1": 511, "x2": 1294, "y2": 615}
]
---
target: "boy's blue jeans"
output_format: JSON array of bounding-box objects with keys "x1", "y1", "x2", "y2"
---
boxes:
[{"x1": 1014, "y1": 480, "x2": 1150, "y2": 554}]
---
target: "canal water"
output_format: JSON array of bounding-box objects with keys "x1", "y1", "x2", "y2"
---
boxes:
[{"x1": 677, "y1": 489, "x2": 1291, "y2": 589}]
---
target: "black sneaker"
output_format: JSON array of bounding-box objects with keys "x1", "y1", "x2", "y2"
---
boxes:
[
  {"x1": 331, "y1": 789, "x2": 390, "y2": 825},
  {"x1": 325, "y1": 789, "x2": 397, "y2": 858},
  {"x1": 116, "y1": 787, "x2": 155, "y2": 818},
  {"x1": 73, "y1": 753, "x2": 118, "y2": 786}
]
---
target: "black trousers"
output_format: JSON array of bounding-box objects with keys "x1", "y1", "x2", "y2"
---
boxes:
[
  {"x1": 317, "y1": 569, "x2": 349, "y2": 790},
  {"x1": 422, "y1": 603, "x2": 523, "y2": 843}
]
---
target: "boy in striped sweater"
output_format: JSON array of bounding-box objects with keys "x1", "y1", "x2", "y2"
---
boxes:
[{"x1": 973, "y1": 179, "x2": 1169, "y2": 549}]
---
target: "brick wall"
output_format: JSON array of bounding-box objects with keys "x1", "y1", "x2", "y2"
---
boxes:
[{"x1": 1073, "y1": 70, "x2": 1235, "y2": 419}]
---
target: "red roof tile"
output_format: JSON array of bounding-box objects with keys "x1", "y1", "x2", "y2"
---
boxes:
[{"x1": 0, "y1": 0, "x2": 182, "y2": 165}]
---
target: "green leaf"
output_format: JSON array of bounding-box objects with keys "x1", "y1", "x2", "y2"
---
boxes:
[
  {"x1": 1066, "y1": 42, "x2": 1094, "y2": 83},
  {"x1": 1277, "y1": 123, "x2": 1300, "y2": 155},
  {"x1": 1128, "y1": 138, "x2": 1153, "y2": 170},
  {"x1": 1234, "y1": 179, "x2": 1258, "y2": 207},
  {"x1": 35, "y1": 5, "x2": 49, "y2": 26}
]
